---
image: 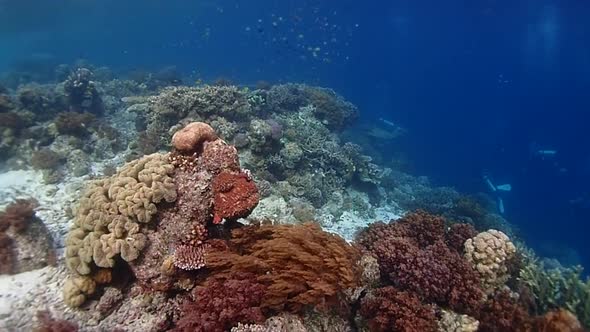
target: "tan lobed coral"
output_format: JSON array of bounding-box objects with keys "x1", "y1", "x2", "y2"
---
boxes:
[
  {"x1": 464, "y1": 229, "x2": 516, "y2": 294},
  {"x1": 64, "y1": 153, "x2": 176, "y2": 306}
]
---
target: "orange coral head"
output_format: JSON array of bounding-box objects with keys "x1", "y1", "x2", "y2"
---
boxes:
[{"x1": 171, "y1": 122, "x2": 218, "y2": 153}]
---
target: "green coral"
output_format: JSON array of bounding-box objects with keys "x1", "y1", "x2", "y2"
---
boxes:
[
  {"x1": 65, "y1": 153, "x2": 177, "y2": 277},
  {"x1": 519, "y1": 251, "x2": 590, "y2": 328}
]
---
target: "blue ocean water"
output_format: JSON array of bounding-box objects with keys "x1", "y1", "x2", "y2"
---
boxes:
[{"x1": 1, "y1": 0, "x2": 589, "y2": 284}]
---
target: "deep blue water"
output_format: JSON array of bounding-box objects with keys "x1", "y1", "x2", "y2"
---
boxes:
[{"x1": 1, "y1": 0, "x2": 589, "y2": 268}]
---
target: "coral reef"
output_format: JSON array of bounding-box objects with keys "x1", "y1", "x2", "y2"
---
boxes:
[{"x1": 0, "y1": 63, "x2": 586, "y2": 331}]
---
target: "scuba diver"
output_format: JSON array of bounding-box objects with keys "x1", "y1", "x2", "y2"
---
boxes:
[{"x1": 482, "y1": 171, "x2": 512, "y2": 214}]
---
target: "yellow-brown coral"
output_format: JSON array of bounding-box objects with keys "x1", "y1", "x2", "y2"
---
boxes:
[
  {"x1": 63, "y1": 276, "x2": 96, "y2": 308},
  {"x1": 464, "y1": 229, "x2": 516, "y2": 293},
  {"x1": 64, "y1": 153, "x2": 177, "y2": 306}
]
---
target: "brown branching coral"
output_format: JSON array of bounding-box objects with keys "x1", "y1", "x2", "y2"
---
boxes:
[
  {"x1": 206, "y1": 222, "x2": 362, "y2": 314},
  {"x1": 477, "y1": 289, "x2": 534, "y2": 332},
  {"x1": 360, "y1": 286, "x2": 438, "y2": 332},
  {"x1": 173, "y1": 272, "x2": 267, "y2": 332},
  {"x1": 356, "y1": 210, "x2": 446, "y2": 251},
  {"x1": 0, "y1": 198, "x2": 38, "y2": 232},
  {"x1": 355, "y1": 211, "x2": 485, "y2": 315},
  {"x1": 446, "y1": 222, "x2": 478, "y2": 252}
]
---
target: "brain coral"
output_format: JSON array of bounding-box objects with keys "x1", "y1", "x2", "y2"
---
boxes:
[
  {"x1": 464, "y1": 229, "x2": 516, "y2": 294},
  {"x1": 64, "y1": 153, "x2": 176, "y2": 306}
]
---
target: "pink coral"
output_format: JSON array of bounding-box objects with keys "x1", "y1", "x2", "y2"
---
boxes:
[{"x1": 172, "y1": 122, "x2": 218, "y2": 152}]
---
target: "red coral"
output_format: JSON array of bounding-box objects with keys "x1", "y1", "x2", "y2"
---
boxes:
[
  {"x1": 356, "y1": 210, "x2": 446, "y2": 251},
  {"x1": 360, "y1": 286, "x2": 437, "y2": 332},
  {"x1": 173, "y1": 272, "x2": 266, "y2": 332},
  {"x1": 212, "y1": 171, "x2": 259, "y2": 223},
  {"x1": 477, "y1": 289, "x2": 534, "y2": 332},
  {"x1": 356, "y1": 211, "x2": 484, "y2": 315},
  {"x1": 445, "y1": 222, "x2": 478, "y2": 252}
]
